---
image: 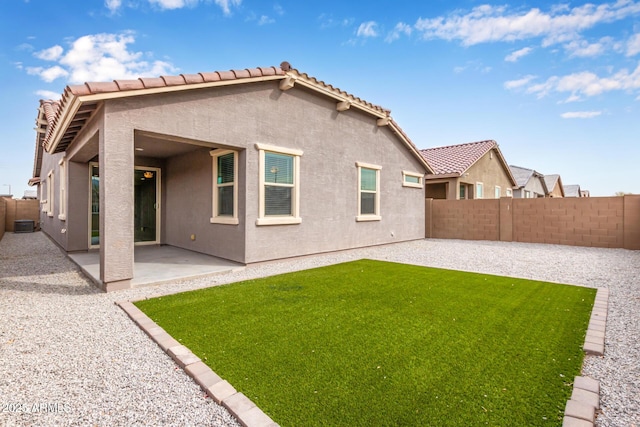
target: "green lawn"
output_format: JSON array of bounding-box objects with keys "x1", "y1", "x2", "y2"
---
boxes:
[{"x1": 135, "y1": 259, "x2": 595, "y2": 426}]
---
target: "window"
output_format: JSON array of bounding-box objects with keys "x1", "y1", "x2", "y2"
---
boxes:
[
  {"x1": 459, "y1": 184, "x2": 466, "y2": 200},
  {"x1": 476, "y1": 182, "x2": 484, "y2": 199},
  {"x1": 46, "y1": 171, "x2": 54, "y2": 217},
  {"x1": 210, "y1": 150, "x2": 238, "y2": 225},
  {"x1": 58, "y1": 158, "x2": 66, "y2": 220},
  {"x1": 506, "y1": 188, "x2": 512, "y2": 197},
  {"x1": 524, "y1": 190, "x2": 531, "y2": 198},
  {"x1": 356, "y1": 162, "x2": 381, "y2": 221},
  {"x1": 494, "y1": 186, "x2": 501, "y2": 198},
  {"x1": 256, "y1": 143, "x2": 303, "y2": 226},
  {"x1": 402, "y1": 171, "x2": 423, "y2": 188}
]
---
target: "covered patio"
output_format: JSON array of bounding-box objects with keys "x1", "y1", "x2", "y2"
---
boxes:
[{"x1": 68, "y1": 245, "x2": 244, "y2": 289}]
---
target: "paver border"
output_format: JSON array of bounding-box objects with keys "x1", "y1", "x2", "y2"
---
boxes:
[
  {"x1": 117, "y1": 300, "x2": 279, "y2": 427},
  {"x1": 119, "y1": 286, "x2": 609, "y2": 427},
  {"x1": 562, "y1": 288, "x2": 608, "y2": 427}
]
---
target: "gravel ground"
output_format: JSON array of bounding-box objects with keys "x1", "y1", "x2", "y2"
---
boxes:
[{"x1": 1, "y1": 232, "x2": 638, "y2": 426}]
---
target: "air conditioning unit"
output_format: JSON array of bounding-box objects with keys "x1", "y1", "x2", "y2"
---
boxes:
[{"x1": 14, "y1": 220, "x2": 35, "y2": 233}]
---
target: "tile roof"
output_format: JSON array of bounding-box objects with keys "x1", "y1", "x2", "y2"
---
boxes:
[
  {"x1": 543, "y1": 174, "x2": 560, "y2": 192},
  {"x1": 509, "y1": 165, "x2": 535, "y2": 188},
  {"x1": 563, "y1": 184, "x2": 582, "y2": 197},
  {"x1": 420, "y1": 140, "x2": 497, "y2": 175},
  {"x1": 32, "y1": 61, "x2": 432, "y2": 177}
]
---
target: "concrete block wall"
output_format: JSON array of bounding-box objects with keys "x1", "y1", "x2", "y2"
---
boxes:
[
  {"x1": 2, "y1": 199, "x2": 40, "y2": 233},
  {"x1": 0, "y1": 197, "x2": 6, "y2": 241},
  {"x1": 426, "y1": 195, "x2": 640, "y2": 250},
  {"x1": 430, "y1": 199, "x2": 500, "y2": 241}
]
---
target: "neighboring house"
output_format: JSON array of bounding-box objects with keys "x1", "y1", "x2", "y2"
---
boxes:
[
  {"x1": 509, "y1": 165, "x2": 548, "y2": 198},
  {"x1": 563, "y1": 185, "x2": 582, "y2": 197},
  {"x1": 29, "y1": 61, "x2": 432, "y2": 290},
  {"x1": 420, "y1": 140, "x2": 516, "y2": 200},
  {"x1": 542, "y1": 174, "x2": 565, "y2": 198},
  {"x1": 580, "y1": 190, "x2": 590, "y2": 197}
]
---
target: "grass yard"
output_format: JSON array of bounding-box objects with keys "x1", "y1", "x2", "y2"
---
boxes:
[{"x1": 135, "y1": 259, "x2": 596, "y2": 426}]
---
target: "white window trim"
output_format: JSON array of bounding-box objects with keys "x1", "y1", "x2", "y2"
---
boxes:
[
  {"x1": 506, "y1": 188, "x2": 513, "y2": 197},
  {"x1": 494, "y1": 185, "x2": 501, "y2": 199},
  {"x1": 58, "y1": 158, "x2": 66, "y2": 221},
  {"x1": 210, "y1": 149, "x2": 239, "y2": 225},
  {"x1": 356, "y1": 161, "x2": 382, "y2": 222},
  {"x1": 255, "y1": 143, "x2": 303, "y2": 226},
  {"x1": 476, "y1": 182, "x2": 484, "y2": 199},
  {"x1": 402, "y1": 170, "x2": 423, "y2": 188},
  {"x1": 46, "y1": 171, "x2": 54, "y2": 217}
]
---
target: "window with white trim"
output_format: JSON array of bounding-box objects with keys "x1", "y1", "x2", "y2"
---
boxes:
[
  {"x1": 255, "y1": 143, "x2": 303, "y2": 226},
  {"x1": 494, "y1": 186, "x2": 501, "y2": 198},
  {"x1": 58, "y1": 158, "x2": 66, "y2": 220},
  {"x1": 402, "y1": 171, "x2": 423, "y2": 188},
  {"x1": 357, "y1": 162, "x2": 381, "y2": 221},
  {"x1": 210, "y1": 150, "x2": 238, "y2": 225},
  {"x1": 47, "y1": 171, "x2": 54, "y2": 217},
  {"x1": 506, "y1": 188, "x2": 512, "y2": 197},
  {"x1": 476, "y1": 182, "x2": 483, "y2": 199}
]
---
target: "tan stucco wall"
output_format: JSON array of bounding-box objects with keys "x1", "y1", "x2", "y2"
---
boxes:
[
  {"x1": 462, "y1": 149, "x2": 514, "y2": 199},
  {"x1": 50, "y1": 80, "x2": 426, "y2": 264},
  {"x1": 548, "y1": 183, "x2": 563, "y2": 198}
]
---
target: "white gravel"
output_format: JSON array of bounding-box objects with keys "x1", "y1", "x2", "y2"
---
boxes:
[{"x1": 1, "y1": 232, "x2": 638, "y2": 426}]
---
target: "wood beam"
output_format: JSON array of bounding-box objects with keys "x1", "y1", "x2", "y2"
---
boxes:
[
  {"x1": 336, "y1": 100, "x2": 351, "y2": 112},
  {"x1": 279, "y1": 75, "x2": 296, "y2": 91},
  {"x1": 377, "y1": 117, "x2": 391, "y2": 126}
]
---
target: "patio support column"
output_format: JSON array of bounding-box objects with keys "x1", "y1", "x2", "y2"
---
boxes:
[{"x1": 99, "y1": 120, "x2": 134, "y2": 291}]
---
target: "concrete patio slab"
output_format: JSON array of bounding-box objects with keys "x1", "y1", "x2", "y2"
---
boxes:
[{"x1": 69, "y1": 244, "x2": 245, "y2": 288}]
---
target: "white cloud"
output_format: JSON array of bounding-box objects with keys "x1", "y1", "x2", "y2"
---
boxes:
[
  {"x1": 563, "y1": 37, "x2": 615, "y2": 57},
  {"x1": 258, "y1": 15, "x2": 275, "y2": 25},
  {"x1": 627, "y1": 33, "x2": 640, "y2": 56},
  {"x1": 357, "y1": 21, "x2": 378, "y2": 38},
  {"x1": 385, "y1": 22, "x2": 412, "y2": 43},
  {"x1": 34, "y1": 45, "x2": 63, "y2": 61},
  {"x1": 516, "y1": 63, "x2": 640, "y2": 100},
  {"x1": 561, "y1": 111, "x2": 602, "y2": 118},
  {"x1": 16, "y1": 43, "x2": 34, "y2": 51},
  {"x1": 505, "y1": 47, "x2": 533, "y2": 62},
  {"x1": 40, "y1": 66, "x2": 69, "y2": 82},
  {"x1": 149, "y1": 0, "x2": 196, "y2": 9},
  {"x1": 415, "y1": 1, "x2": 640, "y2": 47},
  {"x1": 213, "y1": 0, "x2": 241, "y2": 15},
  {"x1": 504, "y1": 74, "x2": 537, "y2": 89},
  {"x1": 25, "y1": 32, "x2": 177, "y2": 84},
  {"x1": 105, "y1": 0, "x2": 122, "y2": 13},
  {"x1": 36, "y1": 90, "x2": 62, "y2": 100}
]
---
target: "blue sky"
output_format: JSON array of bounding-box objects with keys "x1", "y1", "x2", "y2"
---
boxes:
[{"x1": 1, "y1": 0, "x2": 639, "y2": 198}]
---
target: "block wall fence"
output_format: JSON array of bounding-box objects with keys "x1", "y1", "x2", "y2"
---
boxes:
[
  {"x1": 0, "y1": 198, "x2": 40, "y2": 241},
  {"x1": 425, "y1": 195, "x2": 640, "y2": 250}
]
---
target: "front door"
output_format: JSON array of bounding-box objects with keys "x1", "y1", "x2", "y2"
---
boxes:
[{"x1": 89, "y1": 164, "x2": 161, "y2": 247}]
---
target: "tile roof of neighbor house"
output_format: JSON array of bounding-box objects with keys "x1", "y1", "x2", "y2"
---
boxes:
[
  {"x1": 419, "y1": 140, "x2": 517, "y2": 185},
  {"x1": 543, "y1": 174, "x2": 561, "y2": 191},
  {"x1": 564, "y1": 184, "x2": 582, "y2": 197},
  {"x1": 510, "y1": 165, "x2": 550, "y2": 194},
  {"x1": 31, "y1": 61, "x2": 433, "y2": 180}
]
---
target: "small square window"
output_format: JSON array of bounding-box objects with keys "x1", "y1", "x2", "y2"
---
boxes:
[{"x1": 402, "y1": 171, "x2": 423, "y2": 188}]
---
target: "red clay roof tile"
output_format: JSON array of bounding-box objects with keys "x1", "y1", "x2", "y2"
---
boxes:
[
  {"x1": 139, "y1": 77, "x2": 165, "y2": 88},
  {"x1": 86, "y1": 81, "x2": 120, "y2": 93},
  {"x1": 199, "y1": 71, "x2": 221, "y2": 82},
  {"x1": 420, "y1": 140, "x2": 497, "y2": 175},
  {"x1": 161, "y1": 75, "x2": 186, "y2": 86},
  {"x1": 181, "y1": 73, "x2": 205, "y2": 84},
  {"x1": 115, "y1": 79, "x2": 145, "y2": 91},
  {"x1": 68, "y1": 84, "x2": 92, "y2": 96},
  {"x1": 232, "y1": 69, "x2": 251, "y2": 79},
  {"x1": 217, "y1": 70, "x2": 236, "y2": 81}
]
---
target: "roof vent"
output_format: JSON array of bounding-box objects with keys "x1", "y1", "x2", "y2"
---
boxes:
[{"x1": 280, "y1": 61, "x2": 291, "y2": 71}]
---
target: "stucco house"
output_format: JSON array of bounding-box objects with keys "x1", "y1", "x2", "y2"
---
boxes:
[
  {"x1": 420, "y1": 140, "x2": 516, "y2": 200},
  {"x1": 543, "y1": 174, "x2": 565, "y2": 198},
  {"x1": 29, "y1": 61, "x2": 432, "y2": 291},
  {"x1": 509, "y1": 165, "x2": 548, "y2": 198}
]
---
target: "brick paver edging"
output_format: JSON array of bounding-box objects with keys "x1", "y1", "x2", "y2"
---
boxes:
[
  {"x1": 562, "y1": 288, "x2": 609, "y2": 427},
  {"x1": 117, "y1": 301, "x2": 279, "y2": 427}
]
